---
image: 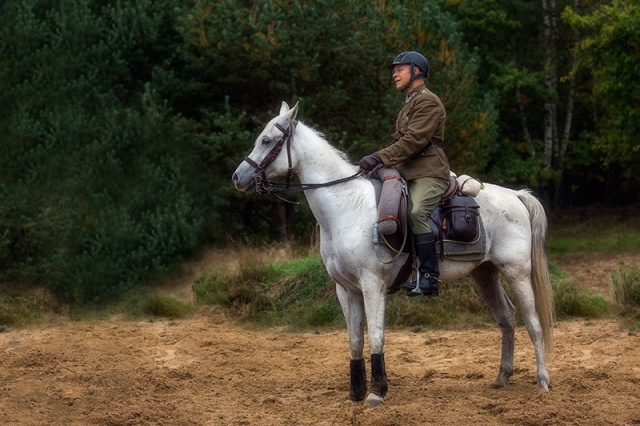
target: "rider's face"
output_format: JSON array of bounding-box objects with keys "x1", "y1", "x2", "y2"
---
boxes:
[{"x1": 392, "y1": 64, "x2": 417, "y2": 92}]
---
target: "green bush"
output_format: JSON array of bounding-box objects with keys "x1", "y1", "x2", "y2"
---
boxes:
[
  {"x1": 194, "y1": 255, "x2": 342, "y2": 328},
  {"x1": 0, "y1": 0, "x2": 221, "y2": 303},
  {"x1": 551, "y1": 270, "x2": 613, "y2": 320},
  {"x1": 386, "y1": 278, "x2": 493, "y2": 329},
  {"x1": 119, "y1": 291, "x2": 193, "y2": 319},
  {"x1": 611, "y1": 267, "x2": 640, "y2": 323},
  {"x1": 0, "y1": 290, "x2": 64, "y2": 326}
]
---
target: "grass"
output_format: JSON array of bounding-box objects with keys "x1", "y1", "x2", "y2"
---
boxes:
[
  {"x1": 192, "y1": 252, "x2": 618, "y2": 331},
  {"x1": 0, "y1": 289, "x2": 67, "y2": 327},
  {"x1": 549, "y1": 264, "x2": 613, "y2": 320},
  {"x1": 2, "y1": 214, "x2": 640, "y2": 330},
  {"x1": 610, "y1": 267, "x2": 640, "y2": 329},
  {"x1": 385, "y1": 277, "x2": 494, "y2": 329},
  {"x1": 116, "y1": 290, "x2": 193, "y2": 320},
  {"x1": 193, "y1": 254, "x2": 343, "y2": 329},
  {"x1": 0, "y1": 288, "x2": 192, "y2": 328},
  {"x1": 547, "y1": 212, "x2": 640, "y2": 254}
]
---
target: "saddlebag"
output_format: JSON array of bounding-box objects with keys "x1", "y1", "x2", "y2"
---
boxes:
[{"x1": 441, "y1": 195, "x2": 480, "y2": 242}]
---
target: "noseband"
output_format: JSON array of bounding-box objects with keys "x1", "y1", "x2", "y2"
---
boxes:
[{"x1": 242, "y1": 120, "x2": 363, "y2": 202}]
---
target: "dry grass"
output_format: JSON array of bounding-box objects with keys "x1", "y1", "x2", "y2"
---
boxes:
[{"x1": 156, "y1": 241, "x2": 317, "y2": 307}]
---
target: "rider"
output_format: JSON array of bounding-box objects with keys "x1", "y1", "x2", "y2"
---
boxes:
[{"x1": 358, "y1": 51, "x2": 450, "y2": 297}]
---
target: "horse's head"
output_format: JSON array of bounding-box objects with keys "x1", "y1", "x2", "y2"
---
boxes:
[{"x1": 232, "y1": 101, "x2": 299, "y2": 192}]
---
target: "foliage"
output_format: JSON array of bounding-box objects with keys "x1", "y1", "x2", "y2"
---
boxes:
[
  {"x1": 0, "y1": 290, "x2": 65, "y2": 326},
  {"x1": 192, "y1": 250, "x2": 617, "y2": 330},
  {"x1": 0, "y1": 0, "x2": 498, "y2": 302},
  {"x1": 546, "y1": 211, "x2": 640, "y2": 253},
  {"x1": 0, "y1": 0, "x2": 220, "y2": 302},
  {"x1": 193, "y1": 255, "x2": 343, "y2": 328},
  {"x1": 550, "y1": 266, "x2": 613, "y2": 320},
  {"x1": 385, "y1": 277, "x2": 494, "y2": 328},
  {"x1": 183, "y1": 0, "x2": 498, "y2": 237},
  {"x1": 564, "y1": 0, "x2": 640, "y2": 186},
  {"x1": 2, "y1": 0, "x2": 640, "y2": 304},
  {"x1": 118, "y1": 290, "x2": 193, "y2": 319},
  {"x1": 611, "y1": 267, "x2": 640, "y2": 326}
]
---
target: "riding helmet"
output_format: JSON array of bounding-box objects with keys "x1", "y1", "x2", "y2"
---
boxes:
[{"x1": 388, "y1": 51, "x2": 429, "y2": 79}]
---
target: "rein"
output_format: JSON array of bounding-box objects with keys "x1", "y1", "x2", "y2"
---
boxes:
[{"x1": 243, "y1": 120, "x2": 364, "y2": 203}]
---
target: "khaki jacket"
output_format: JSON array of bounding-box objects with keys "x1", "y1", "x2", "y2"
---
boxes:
[{"x1": 377, "y1": 83, "x2": 450, "y2": 181}]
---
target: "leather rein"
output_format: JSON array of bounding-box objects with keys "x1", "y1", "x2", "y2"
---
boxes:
[{"x1": 242, "y1": 121, "x2": 363, "y2": 203}]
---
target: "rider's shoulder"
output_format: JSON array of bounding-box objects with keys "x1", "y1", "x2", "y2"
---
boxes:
[{"x1": 413, "y1": 88, "x2": 441, "y2": 107}]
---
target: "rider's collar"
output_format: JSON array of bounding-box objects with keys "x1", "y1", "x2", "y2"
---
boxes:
[
  {"x1": 405, "y1": 83, "x2": 427, "y2": 103},
  {"x1": 405, "y1": 91, "x2": 417, "y2": 103}
]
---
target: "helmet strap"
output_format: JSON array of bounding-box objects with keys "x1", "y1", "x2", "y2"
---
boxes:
[{"x1": 400, "y1": 63, "x2": 421, "y2": 93}]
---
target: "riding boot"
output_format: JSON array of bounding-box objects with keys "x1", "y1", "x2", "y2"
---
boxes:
[{"x1": 400, "y1": 232, "x2": 440, "y2": 297}]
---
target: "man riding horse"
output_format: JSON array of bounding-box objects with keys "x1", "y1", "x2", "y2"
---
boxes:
[{"x1": 359, "y1": 51, "x2": 450, "y2": 297}]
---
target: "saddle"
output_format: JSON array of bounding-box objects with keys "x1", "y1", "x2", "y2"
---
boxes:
[{"x1": 372, "y1": 169, "x2": 485, "y2": 293}]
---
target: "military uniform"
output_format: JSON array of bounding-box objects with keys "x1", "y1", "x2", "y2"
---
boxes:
[{"x1": 377, "y1": 83, "x2": 450, "y2": 234}]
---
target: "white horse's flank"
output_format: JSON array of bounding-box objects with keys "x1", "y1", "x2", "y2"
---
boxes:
[{"x1": 232, "y1": 102, "x2": 555, "y2": 405}]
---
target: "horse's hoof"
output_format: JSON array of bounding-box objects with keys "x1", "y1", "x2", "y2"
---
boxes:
[
  {"x1": 345, "y1": 399, "x2": 360, "y2": 406},
  {"x1": 537, "y1": 373, "x2": 550, "y2": 392},
  {"x1": 537, "y1": 381, "x2": 549, "y2": 392},
  {"x1": 364, "y1": 393, "x2": 384, "y2": 407},
  {"x1": 490, "y1": 380, "x2": 507, "y2": 389}
]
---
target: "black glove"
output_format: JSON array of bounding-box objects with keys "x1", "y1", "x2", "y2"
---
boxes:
[{"x1": 358, "y1": 152, "x2": 382, "y2": 173}]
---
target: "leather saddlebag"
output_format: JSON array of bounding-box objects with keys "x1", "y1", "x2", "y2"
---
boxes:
[{"x1": 442, "y1": 195, "x2": 480, "y2": 242}]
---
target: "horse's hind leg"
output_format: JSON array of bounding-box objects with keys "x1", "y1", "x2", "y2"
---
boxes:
[
  {"x1": 471, "y1": 262, "x2": 516, "y2": 388},
  {"x1": 501, "y1": 265, "x2": 550, "y2": 391},
  {"x1": 336, "y1": 283, "x2": 367, "y2": 402}
]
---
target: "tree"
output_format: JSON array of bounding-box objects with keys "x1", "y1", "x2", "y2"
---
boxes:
[
  {"x1": 0, "y1": 0, "x2": 500, "y2": 302},
  {"x1": 564, "y1": 0, "x2": 640, "y2": 199},
  {"x1": 183, "y1": 0, "x2": 498, "y2": 237},
  {"x1": 0, "y1": 0, "x2": 216, "y2": 302}
]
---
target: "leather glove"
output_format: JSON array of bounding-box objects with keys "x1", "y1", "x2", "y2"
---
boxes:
[{"x1": 358, "y1": 152, "x2": 382, "y2": 174}]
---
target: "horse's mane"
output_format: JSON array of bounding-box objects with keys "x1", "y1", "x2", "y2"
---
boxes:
[{"x1": 297, "y1": 121, "x2": 354, "y2": 166}]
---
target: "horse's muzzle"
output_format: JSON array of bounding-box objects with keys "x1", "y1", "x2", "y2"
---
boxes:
[{"x1": 232, "y1": 171, "x2": 256, "y2": 192}]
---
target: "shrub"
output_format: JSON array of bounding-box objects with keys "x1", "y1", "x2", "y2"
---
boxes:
[
  {"x1": 552, "y1": 270, "x2": 613, "y2": 320},
  {"x1": 610, "y1": 267, "x2": 640, "y2": 323}
]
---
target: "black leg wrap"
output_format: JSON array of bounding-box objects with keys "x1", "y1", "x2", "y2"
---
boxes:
[
  {"x1": 369, "y1": 353, "x2": 388, "y2": 398},
  {"x1": 349, "y1": 359, "x2": 367, "y2": 402}
]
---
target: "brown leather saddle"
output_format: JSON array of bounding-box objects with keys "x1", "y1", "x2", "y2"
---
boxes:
[{"x1": 372, "y1": 169, "x2": 483, "y2": 294}]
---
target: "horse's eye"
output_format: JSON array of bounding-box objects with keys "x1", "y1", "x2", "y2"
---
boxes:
[{"x1": 261, "y1": 137, "x2": 271, "y2": 146}]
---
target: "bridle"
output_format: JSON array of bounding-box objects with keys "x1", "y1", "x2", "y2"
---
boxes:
[
  {"x1": 242, "y1": 121, "x2": 297, "y2": 195},
  {"x1": 242, "y1": 120, "x2": 363, "y2": 203}
]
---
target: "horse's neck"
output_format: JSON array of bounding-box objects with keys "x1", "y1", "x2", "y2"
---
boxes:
[
  {"x1": 293, "y1": 126, "x2": 355, "y2": 185},
  {"x1": 293, "y1": 125, "x2": 371, "y2": 224}
]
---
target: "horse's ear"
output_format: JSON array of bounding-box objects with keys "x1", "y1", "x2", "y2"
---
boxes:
[
  {"x1": 279, "y1": 101, "x2": 299, "y2": 127},
  {"x1": 279, "y1": 101, "x2": 290, "y2": 116},
  {"x1": 289, "y1": 102, "x2": 299, "y2": 121}
]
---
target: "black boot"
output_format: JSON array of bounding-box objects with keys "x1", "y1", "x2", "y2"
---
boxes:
[{"x1": 400, "y1": 232, "x2": 440, "y2": 297}]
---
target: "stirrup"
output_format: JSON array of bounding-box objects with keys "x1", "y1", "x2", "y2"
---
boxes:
[
  {"x1": 401, "y1": 271, "x2": 439, "y2": 297},
  {"x1": 408, "y1": 273, "x2": 423, "y2": 297}
]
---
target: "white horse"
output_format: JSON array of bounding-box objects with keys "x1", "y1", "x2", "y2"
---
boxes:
[{"x1": 232, "y1": 102, "x2": 555, "y2": 406}]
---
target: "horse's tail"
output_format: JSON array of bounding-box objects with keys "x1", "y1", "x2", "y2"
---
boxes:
[{"x1": 516, "y1": 190, "x2": 555, "y2": 359}]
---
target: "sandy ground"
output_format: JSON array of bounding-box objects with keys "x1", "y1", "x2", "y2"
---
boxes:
[{"x1": 1, "y1": 253, "x2": 639, "y2": 426}]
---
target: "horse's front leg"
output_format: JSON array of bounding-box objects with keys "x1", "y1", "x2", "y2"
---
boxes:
[
  {"x1": 361, "y1": 275, "x2": 388, "y2": 406},
  {"x1": 336, "y1": 283, "x2": 367, "y2": 403}
]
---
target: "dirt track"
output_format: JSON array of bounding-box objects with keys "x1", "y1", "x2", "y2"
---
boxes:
[{"x1": 1, "y1": 254, "x2": 639, "y2": 425}]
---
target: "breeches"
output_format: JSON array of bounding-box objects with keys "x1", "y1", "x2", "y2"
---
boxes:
[{"x1": 408, "y1": 177, "x2": 449, "y2": 234}]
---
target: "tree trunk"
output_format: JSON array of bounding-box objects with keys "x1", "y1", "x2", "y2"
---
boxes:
[
  {"x1": 553, "y1": 0, "x2": 580, "y2": 207},
  {"x1": 516, "y1": 87, "x2": 533, "y2": 148},
  {"x1": 561, "y1": 0, "x2": 580, "y2": 162},
  {"x1": 542, "y1": 0, "x2": 558, "y2": 172}
]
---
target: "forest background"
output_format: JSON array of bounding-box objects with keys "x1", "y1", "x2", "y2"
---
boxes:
[{"x1": 0, "y1": 0, "x2": 638, "y2": 304}]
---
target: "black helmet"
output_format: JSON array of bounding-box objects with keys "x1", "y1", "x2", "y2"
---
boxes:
[{"x1": 388, "y1": 51, "x2": 429, "y2": 79}]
